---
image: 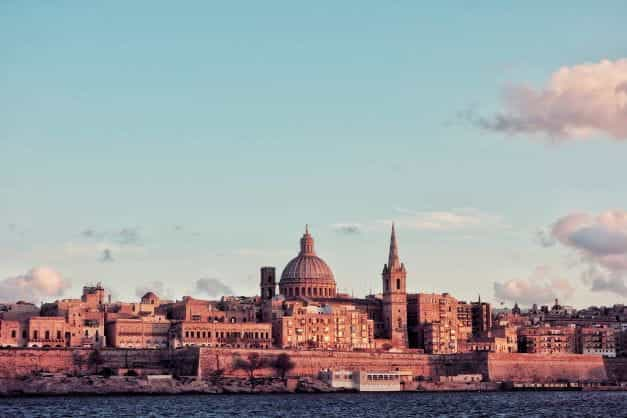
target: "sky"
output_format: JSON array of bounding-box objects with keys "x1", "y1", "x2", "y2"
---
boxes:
[{"x1": 1, "y1": 2, "x2": 627, "y2": 308}]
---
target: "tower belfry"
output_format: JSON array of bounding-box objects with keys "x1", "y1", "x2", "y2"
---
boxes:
[{"x1": 382, "y1": 223, "x2": 408, "y2": 347}]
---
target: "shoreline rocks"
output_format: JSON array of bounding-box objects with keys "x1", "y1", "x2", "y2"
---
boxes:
[{"x1": 0, "y1": 376, "x2": 342, "y2": 397}]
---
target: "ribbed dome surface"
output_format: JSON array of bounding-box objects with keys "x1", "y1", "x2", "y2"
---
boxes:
[
  {"x1": 279, "y1": 226, "x2": 337, "y2": 298},
  {"x1": 281, "y1": 254, "x2": 335, "y2": 284}
]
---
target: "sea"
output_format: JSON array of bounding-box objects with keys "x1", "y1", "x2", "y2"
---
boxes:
[{"x1": 0, "y1": 391, "x2": 625, "y2": 417}]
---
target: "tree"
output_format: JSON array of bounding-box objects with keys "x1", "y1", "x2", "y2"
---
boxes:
[
  {"x1": 88, "y1": 349, "x2": 105, "y2": 374},
  {"x1": 272, "y1": 353, "x2": 295, "y2": 381},
  {"x1": 232, "y1": 352, "x2": 269, "y2": 386},
  {"x1": 72, "y1": 351, "x2": 85, "y2": 376}
]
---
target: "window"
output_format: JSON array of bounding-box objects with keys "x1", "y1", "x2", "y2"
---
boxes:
[
  {"x1": 33, "y1": 330, "x2": 38, "y2": 339},
  {"x1": 396, "y1": 279, "x2": 401, "y2": 290},
  {"x1": 57, "y1": 331, "x2": 62, "y2": 340},
  {"x1": 11, "y1": 330, "x2": 16, "y2": 338}
]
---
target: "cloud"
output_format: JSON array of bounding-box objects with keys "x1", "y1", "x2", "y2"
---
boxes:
[
  {"x1": 389, "y1": 208, "x2": 505, "y2": 231},
  {"x1": 476, "y1": 58, "x2": 627, "y2": 140},
  {"x1": 77, "y1": 226, "x2": 142, "y2": 261},
  {"x1": 551, "y1": 210, "x2": 627, "y2": 271},
  {"x1": 80, "y1": 227, "x2": 142, "y2": 245},
  {"x1": 100, "y1": 249, "x2": 114, "y2": 263},
  {"x1": 534, "y1": 227, "x2": 556, "y2": 247},
  {"x1": 81, "y1": 229, "x2": 105, "y2": 240},
  {"x1": 332, "y1": 223, "x2": 362, "y2": 235},
  {"x1": 581, "y1": 264, "x2": 627, "y2": 297},
  {"x1": 117, "y1": 228, "x2": 141, "y2": 245},
  {"x1": 0, "y1": 267, "x2": 71, "y2": 303},
  {"x1": 195, "y1": 278, "x2": 234, "y2": 298},
  {"x1": 547, "y1": 210, "x2": 627, "y2": 297},
  {"x1": 493, "y1": 266, "x2": 575, "y2": 306},
  {"x1": 135, "y1": 281, "x2": 170, "y2": 299}
]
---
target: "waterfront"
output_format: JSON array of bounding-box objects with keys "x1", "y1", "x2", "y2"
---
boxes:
[{"x1": 1, "y1": 392, "x2": 626, "y2": 417}]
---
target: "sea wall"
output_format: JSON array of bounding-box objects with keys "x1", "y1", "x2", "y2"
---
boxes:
[
  {"x1": 196, "y1": 348, "x2": 487, "y2": 379},
  {"x1": 487, "y1": 353, "x2": 608, "y2": 383},
  {"x1": 0, "y1": 348, "x2": 198, "y2": 378},
  {"x1": 1, "y1": 348, "x2": 625, "y2": 384}
]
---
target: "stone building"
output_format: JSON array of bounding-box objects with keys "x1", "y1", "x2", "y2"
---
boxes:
[
  {"x1": 105, "y1": 315, "x2": 171, "y2": 349},
  {"x1": 40, "y1": 284, "x2": 106, "y2": 348},
  {"x1": 518, "y1": 324, "x2": 576, "y2": 354},
  {"x1": 576, "y1": 325, "x2": 616, "y2": 357},
  {"x1": 275, "y1": 300, "x2": 374, "y2": 351},
  {"x1": 27, "y1": 317, "x2": 67, "y2": 348},
  {"x1": 169, "y1": 321, "x2": 272, "y2": 349},
  {"x1": 0, "y1": 319, "x2": 27, "y2": 347},
  {"x1": 407, "y1": 292, "x2": 459, "y2": 353}
]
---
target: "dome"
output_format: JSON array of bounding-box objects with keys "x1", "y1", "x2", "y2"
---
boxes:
[
  {"x1": 279, "y1": 226, "x2": 336, "y2": 298},
  {"x1": 141, "y1": 292, "x2": 160, "y2": 305}
]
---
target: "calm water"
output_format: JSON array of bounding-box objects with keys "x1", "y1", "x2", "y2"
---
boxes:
[{"x1": 0, "y1": 392, "x2": 625, "y2": 417}]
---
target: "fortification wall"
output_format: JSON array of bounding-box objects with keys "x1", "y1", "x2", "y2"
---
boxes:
[
  {"x1": 487, "y1": 353, "x2": 608, "y2": 383},
  {"x1": 196, "y1": 348, "x2": 487, "y2": 379},
  {"x1": 604, "y1": 357, "x2": 627, "y2": 382},
  {"x1": 0, "y1": 348, "x2": 198, "y2": 378},
  {"x1": 1, "y1": 348, "x2": 625, "y2": 384}
]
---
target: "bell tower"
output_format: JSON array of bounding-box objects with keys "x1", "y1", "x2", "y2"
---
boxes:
[
  {"x1": 260, "y1": 267, "x2": 276, "y2": 300},
  {"x1": 382, "y1": 224, "x2": 407, "y2": 348}
]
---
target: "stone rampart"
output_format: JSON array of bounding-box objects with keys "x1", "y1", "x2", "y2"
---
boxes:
[
  {"x1": 487, "y1": 353, "x2": 608, "y2": 383},
  {"x1": 1, "y1": 348, "x2": 625, "y2": 384},
  {"x1": 0, "y1": 348, "x2": 198, "y2": 378},
  {"x1": 196, "y1": 348, "x2": 487, "y2": 379}
]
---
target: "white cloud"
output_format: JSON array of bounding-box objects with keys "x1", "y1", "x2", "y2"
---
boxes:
[
  {"x1": 0, "y1": 267, "x2": 70, "y2": 303},
  {"x1": 493, "y1": 266, "x2": 575, "y2": 306},
  {"x1": 478, "y1": 58, "x2": 627, "y2": 140}
]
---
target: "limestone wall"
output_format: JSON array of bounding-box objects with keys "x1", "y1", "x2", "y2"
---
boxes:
[
  {"x1": 487, "y1": 353, "x2": 608, "y2": 383},
  {"x1": 196, "y1": 348, "x2": 487, "y2": 379},
  {"x1": 1, "y1": 347, "x2": 625, "y2": 384},
  {"x1": 0, "y1": 348, "x2": 197, "y2": 378}
]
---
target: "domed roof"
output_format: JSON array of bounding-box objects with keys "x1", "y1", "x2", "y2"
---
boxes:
[
  {"x1": 141, "y1": 291, "x2": 159, "y2": 302},
  {"x1": 280, "y1": 226, "x2": 336, "y2": 285}
]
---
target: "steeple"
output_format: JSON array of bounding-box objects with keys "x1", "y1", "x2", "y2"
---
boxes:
[
  {"x1": 300, "y1": 224, "x2": 315, "y2": 255},
  {"x1": 388, "y1": 223, "x2": 401, "y2": 270}
]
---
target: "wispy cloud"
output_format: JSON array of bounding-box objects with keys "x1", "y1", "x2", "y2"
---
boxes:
[
  {"x1": 195, "y1": 277, "x2": 234, "y2": 298},
  {"x1": 99, "y1": 248, "x2": 114, "y2": 263},
  {"x1": 473, "y1": 58, "x2": 627, "y2": 141},
  {"x1": 332, "y1": 223, "x2": 362, "y2": 235},
  {"x1": 77, "y1": 226, "x2": 143, "y2": 261},
  {"x1": 386, "y1": 208, "x2": 506, "y2": 231},
  {"x1": 135, "y1": 280, "x2": 173, "y2": 300}
]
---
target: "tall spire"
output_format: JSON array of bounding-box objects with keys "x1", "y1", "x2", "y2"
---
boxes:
[{"x1": 388, "y1": 223, "x2": 401, "y2": 270}]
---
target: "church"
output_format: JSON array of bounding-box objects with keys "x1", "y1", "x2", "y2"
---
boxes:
[{"x1": 260, "y1": 225, "x2": 408, "y2": 350}]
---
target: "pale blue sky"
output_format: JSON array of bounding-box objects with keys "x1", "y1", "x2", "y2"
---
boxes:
[{"x1": 1, "y1": 2, "x2": 626, "y2": 307}]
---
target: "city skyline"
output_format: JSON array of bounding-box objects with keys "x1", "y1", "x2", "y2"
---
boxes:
[{"x1": 2, "y1": 2, "x2": 627, "y2": 308}]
